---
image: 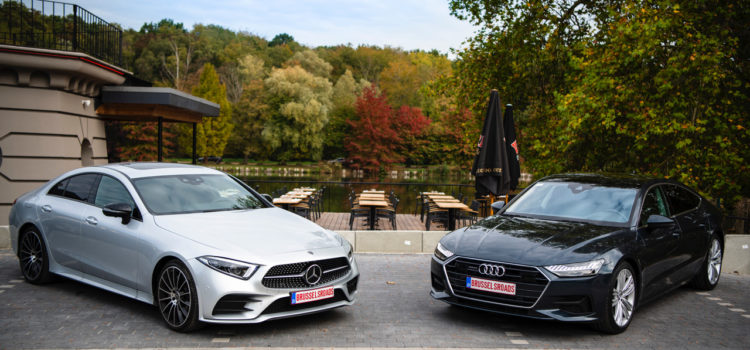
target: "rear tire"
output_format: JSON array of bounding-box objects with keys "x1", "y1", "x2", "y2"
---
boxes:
[
  {"x1": 18, "y1": 228, "x2": 53, "y2": 284},
  {"x1": 594, "y1": 262, "x2": 637, "y2": 334},
  {"x1": 156, "y1": 260, "x2": 201, "y2": 332},
  {"x1": 690, "y1": 234, "x2": 722, "y2": 290}
]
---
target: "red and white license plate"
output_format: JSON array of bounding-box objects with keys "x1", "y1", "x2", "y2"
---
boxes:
[
  {"x1": 290, "y1": 286, "x2": 335, "y2": 305},
  {"x1": 466, "y1": 276, "x2": 516, "y2": 295}
]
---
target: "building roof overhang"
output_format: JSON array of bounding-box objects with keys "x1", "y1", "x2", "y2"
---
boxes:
[{"x1": 97, "y1": 86, "x2": 220, "y2": 123}]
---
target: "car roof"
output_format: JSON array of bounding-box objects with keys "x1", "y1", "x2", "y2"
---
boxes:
[
  {"x1": 97, "y1": 162, "x2": 223, "y2": 179},
  {"x1": 538, "y1": 173, "x2": 667, "y2": 189}
]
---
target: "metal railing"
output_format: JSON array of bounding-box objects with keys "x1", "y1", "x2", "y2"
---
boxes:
[{"x1": 0, "y1": 0, "x2": 122, "y2": 65}]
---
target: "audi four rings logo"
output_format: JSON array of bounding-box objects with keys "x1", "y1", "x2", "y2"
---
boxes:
[{"x1": 478, "y1": 264, "x2": 506, "y2": 277}]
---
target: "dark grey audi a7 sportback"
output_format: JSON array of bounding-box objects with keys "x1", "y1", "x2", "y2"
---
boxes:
[{"x1": 431, "y1": 174, "x2": 724, "y2": 333}]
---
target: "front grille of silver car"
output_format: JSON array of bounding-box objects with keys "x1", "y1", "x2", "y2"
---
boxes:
[
  {"x1": 444, "y1": 257, "x2": 549, "y2": 308},
  {"x1": 262, "y1": 257, "x2": 350, "y2": 289}
]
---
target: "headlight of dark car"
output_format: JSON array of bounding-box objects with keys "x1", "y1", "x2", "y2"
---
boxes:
[
  {"x1": 197, "y1": 256, "x2": 259, "y2": 280},
  {"x1": 544, "y1": 259, "x2": 605, "y2": 277},
  {"x1": 434, "y1": 242, "x2": 454, "y2": 261}
]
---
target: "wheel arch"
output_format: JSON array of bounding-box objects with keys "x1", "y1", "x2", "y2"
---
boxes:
[
  {"x1": 151, "y1": 255, "x2": 182, "y2": 306},
  {"x1": 16, "y1": 223, "x2": 44, "y2": 254},
  {"x1": 618, "y1": 256, "x2": 642, "y2": 305}
]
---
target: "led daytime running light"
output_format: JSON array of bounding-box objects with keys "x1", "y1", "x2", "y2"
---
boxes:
[
  {"x1": 545, "y1": 259, "x2": 605, "y2": 277},
  {"x1": 198, "y1": 256, "x2": 258, "y2": 280}
]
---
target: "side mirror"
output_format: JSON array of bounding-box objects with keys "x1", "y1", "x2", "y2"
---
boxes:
[
  {"x1": 103, "y1": 203, "x2": 133, "y2": 225},
  {"x1": 491, "y1": 200, "x2": 506, "y2": 215},
  {"x1": 261, "y1": 193, "x2": 273, "y2": 203},
  {"x1": 646, "y1": 214, "x2": 674, "y2": 229}
]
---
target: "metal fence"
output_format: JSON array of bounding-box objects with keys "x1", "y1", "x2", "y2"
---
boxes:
[{"x1": 0, "y1": 0, "x2": 122, "y2": 65}]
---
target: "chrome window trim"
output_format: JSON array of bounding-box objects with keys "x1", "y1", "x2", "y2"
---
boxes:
[{"x1": 440, "y1": 255, "x2": 551, "y2": 309}]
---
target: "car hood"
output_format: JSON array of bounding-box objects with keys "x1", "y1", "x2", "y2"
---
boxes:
[
  {"x1": 441, "y1": 215, "x2": 625, "y2": 266},
  {"x1": 153, "y1": 207, "x2": 340, "y2": 258}
]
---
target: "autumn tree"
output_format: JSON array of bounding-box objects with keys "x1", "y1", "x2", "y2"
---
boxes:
[
  {"x1": 346, "y1": 86, "x2": 430, "y2": 172},
  {"x1": 225, "y1": 54, "x2": 269, "y2": 162},
  {"x1": 191, "y1": 63, "x2": 234, "y2": 159},
  {"x1": 262, "y1": 65, "x2": 333, "y2": 161},
  {"x1": 324, "y1": 70, "x2": 371, "y2": 159}
]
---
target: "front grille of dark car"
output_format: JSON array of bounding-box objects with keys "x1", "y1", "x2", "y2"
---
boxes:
[
  {"x1": 262, "y1": 257, "x2": 350, "y2": 289},
  {"x1": 261, "y1": 289, "x2": 347, "y2": 315},
  {"x1": 444, "y1": 257, "x2": 549, "y2": 308}
]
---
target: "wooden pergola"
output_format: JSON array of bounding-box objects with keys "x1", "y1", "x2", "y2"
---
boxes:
[{"x1": 96, "y1": 86, "x2": 220, "y2": 163}]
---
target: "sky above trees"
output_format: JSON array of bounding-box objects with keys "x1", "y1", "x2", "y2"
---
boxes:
[{"x1": 71, "y1": 0, "x2": 477, "y2": 57}]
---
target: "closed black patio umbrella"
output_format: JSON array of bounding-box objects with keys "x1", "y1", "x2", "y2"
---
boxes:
[
  {"x1": 471, "y1": 90, "x2": 511, "y2": 199},
  {"x1": 503, "y1": 104, "x2": 520, "y2": 191}
]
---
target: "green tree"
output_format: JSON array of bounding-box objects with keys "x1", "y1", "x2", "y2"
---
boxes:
[
  {"x1": 555, "y1": 1, "x2": 749, "y2": 201},
  {"x1": 447, "y1": 0, "x2": 750, "y2": 202},
  {"x1": 226, "y1": 55, "x2": 269, "y2": 161},
  {"x1": 192, "y1": 63, "x2": 234, "y2": 159},
  {"x1": 324, "y1": 70, "x2": 370, "y2": 159},
  {"x1": 262, "y1": 65, "x2": 333, "y2": 161},
  {"x1": 288, "y1": 50, "x2": 333, "y2": 78}
]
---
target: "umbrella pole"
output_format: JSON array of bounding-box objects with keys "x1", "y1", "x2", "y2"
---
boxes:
[{"x1": 489, "y1": 194, "x2": 496, "y2": 215}]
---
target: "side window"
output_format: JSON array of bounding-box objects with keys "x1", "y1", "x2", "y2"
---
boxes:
[
  {"x1": 663, "y1": 185, "x2": 700, "y2": 215},
  {"x1": 62, "y1": 174, "x2": 100, "y2": 202},
  {"x1": 94, "y1": 176, "x2": 135, "y2": 208},
  {"x1": 639, "y1": 186, "x2": 669, "y2": 226},
  {"x1": 48, "y1": 178, "x2": 68, "y2": 196}
]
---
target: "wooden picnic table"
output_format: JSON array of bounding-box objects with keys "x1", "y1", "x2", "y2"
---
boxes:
[
  {"x1": 433, "y1": 201, "x2": 470, "y2": 230},
  {"x1": 359, "y1": 193, "x2": 386, "y2": 200},
  {"x1": 273, "y1": 197, "x2": 302, "y2": 210},
  {"x1": 431, "y1": 198, "x2": 461, "y2": 203},
  {"x1": 358, "y1": 199, "x2": 390, "y2": 230},
  {"x1": 362, "y1": 190, "x2": 385, "y2": 194},
  {"x1": 428, "y1": 194, "x2": 456, "y2": 199}
]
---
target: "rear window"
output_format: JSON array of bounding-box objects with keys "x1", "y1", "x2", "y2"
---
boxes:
[
  {"x1": 663, "y1": 185, "x2": 700, "y2": 215},
  {"x1": 63, "y1": 174, "x2": 99, "y2": 202},
  {"x1": 48, "y1": 178, "x2": 68, "y2": 197}
]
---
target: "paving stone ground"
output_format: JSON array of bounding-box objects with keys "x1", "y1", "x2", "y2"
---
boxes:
[{"x1": 0, "y1": 249, "x2": 748, "y2": 349}]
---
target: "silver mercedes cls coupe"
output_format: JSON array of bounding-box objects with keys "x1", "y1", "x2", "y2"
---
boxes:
[{"x1": 9, "y1": 162, "x2": 359, "y2": 332}]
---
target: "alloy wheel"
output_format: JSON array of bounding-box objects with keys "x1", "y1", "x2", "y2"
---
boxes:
[
  {"x1": 158, "y1": 265, "x2": 192, "y2": 328},
  {"x1": 611, "y1": 268, "x2": 635, "y2": 327},
  {"x1": 19, "y1": 231, "x2": 44, "y2": 280},
  {"x1": 707, "y1": 239, "x2": 722, "y2": 285}
]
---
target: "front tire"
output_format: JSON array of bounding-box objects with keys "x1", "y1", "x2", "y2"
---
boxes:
[
  {"x1": 690, "y1": 235, "x2": 722, "y2": 290},
  {"x1": 18, "y1": 228, "x2": 53, "y2": 284},
  {"x1": 594, "y1": 262, "x2": 637, "y2": 334},
  {"x1": 157, "y1": 260, "x2": 200, "y2": 332}
]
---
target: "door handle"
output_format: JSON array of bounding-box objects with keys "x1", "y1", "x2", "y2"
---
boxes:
[
  {"x1": 85, "y1": 217, "x2": 98, "y2": 226},
  {"x1": 41, "y1": 205, "x2": 52, "y2": 213}
]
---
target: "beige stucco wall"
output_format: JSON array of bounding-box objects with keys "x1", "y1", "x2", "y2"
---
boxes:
[{"x1": 0, "y1": 46, "x2": 126, "y2": 229}]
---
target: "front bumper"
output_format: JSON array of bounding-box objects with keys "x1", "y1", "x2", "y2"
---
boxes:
[
  {"x1": 189, "y1": 250, "x2": 359, "y2": 324},
  {"x1": 430, "y1": 255, "x2": 610, "y2": 322}
]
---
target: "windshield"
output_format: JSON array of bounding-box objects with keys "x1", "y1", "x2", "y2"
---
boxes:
[
  {"x1": 504, "y1": 181, "x2": 637, "y2": 224},
  {"x1": 133, "y1": 174, "x2": 264, "y2": 215}
]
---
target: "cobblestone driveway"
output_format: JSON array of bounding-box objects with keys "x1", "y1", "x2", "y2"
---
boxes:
[{"x1": 0, "y1": 250, "x2": 748, "y2": 349}]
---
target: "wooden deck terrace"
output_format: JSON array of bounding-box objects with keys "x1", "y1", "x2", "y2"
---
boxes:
[{"x1": 312, "y1": 212, "x2": 475, "y2": 231}]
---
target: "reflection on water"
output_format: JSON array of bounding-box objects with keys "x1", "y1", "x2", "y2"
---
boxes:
[{"x1": 241, "y1": 175, "x2": 476, "y2": 213}]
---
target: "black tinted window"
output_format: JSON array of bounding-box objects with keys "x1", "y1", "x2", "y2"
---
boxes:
[
  {"x1": 63, "y1": 174, "x2": 99, "y2": 202},
  {"x1": 95, "y1": 176, "x2": 134, "y2": 208},
  {"x1": 639, "y1": 186, "x2": 669, "y2": 226},
  {"x1": 664, "y1": 185, "x2": 700, "y2": 215},
  {"x1": 48, "y1": 179, "x2": 68, "y2": 196}
]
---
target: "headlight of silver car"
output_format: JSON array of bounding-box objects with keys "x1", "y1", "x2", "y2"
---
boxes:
[
  {"x1": 197, "y1": 256, "x2": 259, "y2": 280},
  {"x1": 544, "y1": 259, "x2": 605, "y2": 277},
  {"x1": 434, "y1": 242, "x2": 454, "y2": 261}
]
